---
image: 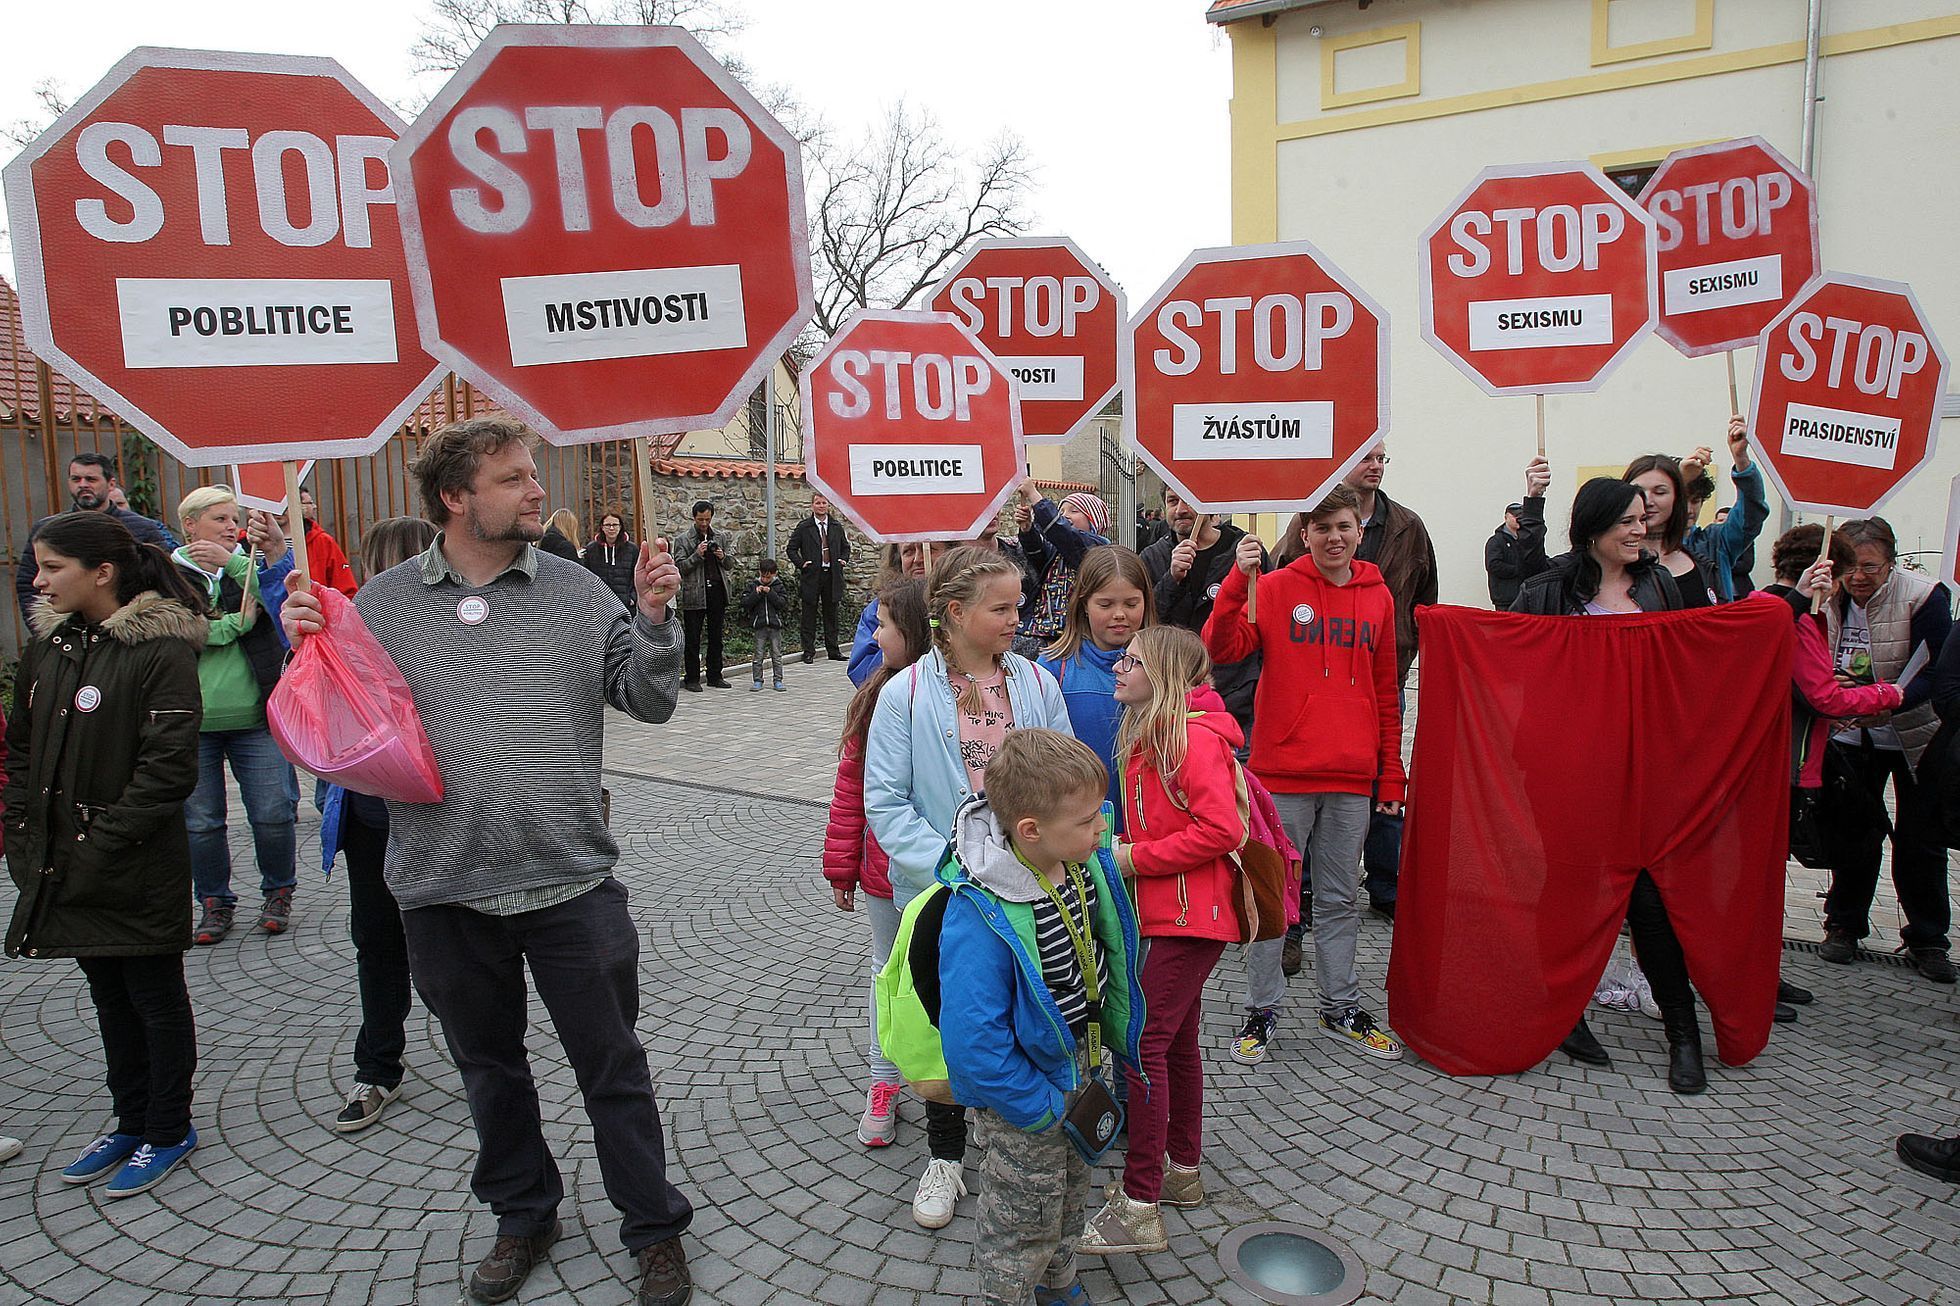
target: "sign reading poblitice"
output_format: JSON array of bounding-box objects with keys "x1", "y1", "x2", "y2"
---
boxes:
[
  {"x1": 801, "y1": 309, "x2": 1024, "y2": 543},
  {"x1": 1128, "y1": 241, "x2": 1388, "y2": 514},
  {"x1": 1638, "y1": 137, "x2": 1820, "y2": 358},
  {"x1": 393, "y1": 25, "x2": 812, "y2": 444},
  {"x1": 1749, "y1": 273, "x2": 1948, "y2": 516},
  {"x1": 1419, "y1": 162, "x2": 1657, "y2": 395},
  {"x1": 925, "y1": 237, "x2": 1129, "y2": 445},
  {"x1": 2, "y1": 48, "x2": 443, "y2": 467}
]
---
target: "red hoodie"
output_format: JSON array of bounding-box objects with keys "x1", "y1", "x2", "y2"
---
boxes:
[
  {"x1": 1115, "y1": 685, "x2": 1247, "y2": 944},
  {"x1": 1202, "y1": 557, "x2": 1405, "y2": 802}
]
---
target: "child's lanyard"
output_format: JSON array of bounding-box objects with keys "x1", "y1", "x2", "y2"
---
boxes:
[{"x1": 1035, "y1": 863, "x2": 1102, "y2": 1068}]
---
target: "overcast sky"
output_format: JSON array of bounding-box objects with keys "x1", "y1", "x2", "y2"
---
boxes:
[{"x1": 2, "y1": 0, "x2": 1232, "y2": 309}]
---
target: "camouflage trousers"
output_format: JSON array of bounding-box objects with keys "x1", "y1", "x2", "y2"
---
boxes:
[{"x1": 973, "y1": 1054, "x2": 1094, "y2": 1306}]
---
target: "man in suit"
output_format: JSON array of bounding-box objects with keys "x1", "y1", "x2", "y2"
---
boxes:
[{"x1": 787, "y1": 492, "x2": 850, "y2": 663}]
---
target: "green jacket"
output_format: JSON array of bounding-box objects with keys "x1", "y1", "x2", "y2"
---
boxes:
[{"x1": 172, "y1": 547, "x2": 267, "y2": 732}]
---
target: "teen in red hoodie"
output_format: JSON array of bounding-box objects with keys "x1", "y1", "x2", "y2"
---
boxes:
[
  {"x1": 1078, "y1": 627, "x2": 1245, "y2": 1257},
  {"x1": 1203, "y1": 484, "x2": 1405, "y2": 1066}
]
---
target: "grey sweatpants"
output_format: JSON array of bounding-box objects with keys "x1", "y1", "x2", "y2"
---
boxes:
[
  {"x1": 973, "y1": 1052, "x2": 1094, "y2": 1305},
  {"x1": 1246, "y1": 790, "x2": 1371, "y2": 1018},
  {"x1": 752, "y1": 627, "x2": 784, "y2": 683}
]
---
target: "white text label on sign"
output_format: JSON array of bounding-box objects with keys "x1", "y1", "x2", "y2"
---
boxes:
[
  {"x1": 1467, "y1": 294, "x2": 1614, "y2": 351},
  {"x1": 1779, "y1": 401, "x2": 1901, "y2": 471},
  {"x1": 117, "y1": 278, "x2": 400, "y2": 368},
  {"x1": 1170, "y1": 402, "x2": 1333, "y2": 462},
  {"x1": 446, "y1": 105, "x2": 753, "y2": 233},
  {"x1": 1661, "y1": 254, "x2": 1783, "y2": 316},
  {"x1": 998, "y1": 355, "x2": 1084, "y2": 402},
  {"x1": 501, "y1": 265, "x2": 746, "y2": 366},
  {"x1": 944, "y1": 275, "x2": 1100, "y2": 338},
  {"x1": 847, "y1": 444, "x2": 985, "y2": 495}
]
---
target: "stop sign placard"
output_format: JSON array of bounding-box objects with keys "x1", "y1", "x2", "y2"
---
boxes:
[
  {"x1": 393, "y1": 25, "x2": 812, "y2": 445},
  {"x1": 925, "y1": 236, "x2": 1128, "y2": 445},
  {"x1": 230, "y1": 460, "x2": 317, "y2": 513},
  {"x1": 1638, "y1": 137, "x2": 1819, "y2": 358},
  {"x1": 1128, "y1": 241, "x2": 1387, "y2": 513},
  {"x1": 2, "y1": 48, "x2": 443, "y2": 467},
  {"x1": 1748, "y1": 272, "x2": 1948, "y2": 516},
  {"x1": 1420, "y1": 162, "x2": 1657, "y2": 395},
  {"x1": 801, "y1": 310, "x2": 1024, "y2": 543}
]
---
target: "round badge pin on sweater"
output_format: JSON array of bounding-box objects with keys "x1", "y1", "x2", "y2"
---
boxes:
[
  {"x1": 457, "y1": 597, "x2": 489, "y2": 626},
  {"x1": 75, "y1": 686, "x2": 101, "y2": 712}
]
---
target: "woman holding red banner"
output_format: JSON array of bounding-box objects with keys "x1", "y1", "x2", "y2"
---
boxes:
[{"x1": 1512, "y1": 478, "x2": 1712, "y2": 1093}]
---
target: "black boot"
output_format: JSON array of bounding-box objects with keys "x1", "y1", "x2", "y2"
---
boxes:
[
  {"x1": 1661, "y1": 1005, "x2": 1706, "y2": 1094},
  {"x1": 1559, "y1": 1017, "x2": 1612, "y2": 1067}
]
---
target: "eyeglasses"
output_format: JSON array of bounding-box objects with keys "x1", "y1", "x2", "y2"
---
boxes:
[
  {"x1": 1113, "y1": 653, "x2": 1145, "y2": 673},
  {"x1": 1852, "y1": 562, "x2": 1890, "y2": 576},
  {"x1": 1360, "y1": 453, "x2": 1391, "y2": 465}
]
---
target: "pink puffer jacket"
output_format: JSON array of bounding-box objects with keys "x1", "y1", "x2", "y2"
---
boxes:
[{"x1": 825, "y1": 734, "x2": 893, "y2": 898}]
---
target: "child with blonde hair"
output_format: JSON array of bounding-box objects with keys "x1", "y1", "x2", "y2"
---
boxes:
[
  {"x1": 864, "y1": 545, "x2": 1071, "y2": 1230},
  {"x1": 1039, "y1": 545, "x2": 1155, "y2": 822}
]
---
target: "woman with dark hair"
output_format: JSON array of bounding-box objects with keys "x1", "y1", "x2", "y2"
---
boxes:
[
  {"x1": 316, "y1": 516, "x2": 440, "y2": 1134},
  {"x1": 1511, "y1": 480, "x2": 1710, "y2": 1092},
  {"x1": 6, "y1": 512, "x2": 210, "y2": 1194},
  {"x1": 1623, "y1": 454, "x2": 1718, "y2": 608},
  {"x1": 581, "y1": 509, "x2": 640, "y2": 610},
  {"x1": 1815, "y1": 516, "x2": 1954, "y2": 981}
]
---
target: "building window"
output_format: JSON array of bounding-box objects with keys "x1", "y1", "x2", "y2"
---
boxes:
[{"x1": 1604, "y1": 163, "x2": 1659, "y2": 201}]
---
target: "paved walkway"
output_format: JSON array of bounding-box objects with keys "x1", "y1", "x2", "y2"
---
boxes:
[{"x1": 2, "y1": 661, "x2": 1956, "y2": 1305}]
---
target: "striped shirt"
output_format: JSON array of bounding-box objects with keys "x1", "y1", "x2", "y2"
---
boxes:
[
  {"x1": 1031, "y1": 866, "x2": 1110, "y2": 1036},
  {"x1": 354, "y1": 537, "x2": 680, "y2": 911}
]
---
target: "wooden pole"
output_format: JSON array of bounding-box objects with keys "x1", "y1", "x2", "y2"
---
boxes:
[
  {"x1": 283, "y1": 460, "x2": 309, "y2": 584},
  {"x1": 1535, "y1": 392, "x2": 1546, "y2": 458},
  {"x1": 1810, "y1": 514, "x2": 1834, "y2": 614},
  {"x1": 1725, "y1": 349, "x2": 1740, "y2": 415},
  {"x1": 634, "y1": 436, "x2": 657, "y2": 549}
]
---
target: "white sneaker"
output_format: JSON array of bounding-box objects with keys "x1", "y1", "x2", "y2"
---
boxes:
[
  {"x1": 1631, "y1": 969, "x2": 1662, "y2": 1020},
  {"x1": 0, "y1": 1136, "x2": 20, "y2": 1164},
  {"x1": 911, "y1": 1157, "x2": 965, "y2": 1229},
  {"x1": 857, "y1": 1081, "x2": 901, "y2": 1148}
]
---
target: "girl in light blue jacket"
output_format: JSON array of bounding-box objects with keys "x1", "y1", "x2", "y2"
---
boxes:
[{"x1": 863, "y1": 544, "x2": 1072, "y2": 1233}]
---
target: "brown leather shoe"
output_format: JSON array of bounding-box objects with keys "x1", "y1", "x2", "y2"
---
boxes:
[
  {"x1": 467, "y1": 1219, "x2": 559, "y2": 1303},
  {"x1": 634, "y1": 1236, "x2": 693, "y2": 1306}
]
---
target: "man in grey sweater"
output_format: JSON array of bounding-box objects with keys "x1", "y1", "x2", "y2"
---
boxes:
[{"x1": 282, "y1": 418, "x2": 694, "y2": 1306}]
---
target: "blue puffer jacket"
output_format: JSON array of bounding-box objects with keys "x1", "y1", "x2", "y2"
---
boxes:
[
  {"x1": 1683, "y1": 461, "x2": 1769, "y2": 601},
  {"x1": 847, "y1": 599, "x2": 882, "y2": 686},
  {"x1": 938, "y1": 800, "x2": 1145, "y2": 1132},
  {"x1": 1038, "y1": 643, "x2": 1126, "y2": 825},
  {"x1": 863, "y1": 647, "x2": 1071, "y2": 905},
  {"x1": 318, "y1": 783, "x2": 389, "y2": 873}
]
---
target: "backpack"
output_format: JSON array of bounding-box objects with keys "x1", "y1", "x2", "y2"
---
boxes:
[{"x1": 1151, "y1": 744, "x2": 1302, "y2": 941}]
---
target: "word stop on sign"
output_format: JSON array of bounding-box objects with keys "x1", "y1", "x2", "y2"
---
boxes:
[
  {"x1": 1775, "y1": 315, "x2": 1931, "y2": 472},
  {"x1": 1652, "y1": 171, "x2": 1796, "y2": 317},
  {"x1": 79, "y1": 123, "x2": 402, "y2": 368},
  {"x1": 944, "y1": 275, "x2": 1100, "y2": 399},
  {"x1": 446, "y1": 104, "x2": 758, "y2": 367},
  {"x1": 1154, "y1": 292, "x2": 1353, "y2": 462},
  {"x1": 1448, "y1": 203, "x2": 1625, "y2": 351},
  {"x1": 831, "y1": 349, "x2": 992, "y2": 496}
]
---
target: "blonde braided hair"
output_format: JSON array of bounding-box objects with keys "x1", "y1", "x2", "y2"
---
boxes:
[{"x1": 926, "y1": 544, "x2": 1025, "y2": 716}]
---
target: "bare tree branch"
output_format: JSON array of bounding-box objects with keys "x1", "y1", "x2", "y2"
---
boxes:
[
  {"x1": 411, "y1": 0, "x2": 746, "y2": 76},
  {"x1": 2, "y1": 79, "x2": 73, "y2": 148}
]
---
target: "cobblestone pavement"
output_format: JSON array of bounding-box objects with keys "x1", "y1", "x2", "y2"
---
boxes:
[{"x1": 2, "y1": 662, "x2": 1957, "y2": 1305}]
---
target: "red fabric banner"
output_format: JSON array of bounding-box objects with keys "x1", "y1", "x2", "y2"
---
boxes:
[{"x1": 1389, "y1": 598, "x2": 1793, "y2": 1076}]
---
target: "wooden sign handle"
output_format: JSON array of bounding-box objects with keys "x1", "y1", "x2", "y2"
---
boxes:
[
  {"x1": 1725, "y1": 349, "x2": 1740, "y2": 415},
  {"x1": 284, "y1": 460, "x2": 309, "y2": 585},
  {"x1": 1535, "y1": 393, "x2": 1546, "y2": 458},
  {"x1": 1811, "y1": 514, "x2": 1834, "y2": 614}
]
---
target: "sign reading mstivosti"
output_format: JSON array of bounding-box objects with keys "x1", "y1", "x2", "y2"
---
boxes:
[
  {"x1": 1638, "y1": 137, "x2": 1819, "y2": 358},
  {"x1": 1749, "y1": 272, "x2": 1948, "y2": 516},
  {"x1": 925, "y1": 237, "x2": 1128, "y2": 445},
  {"x1": 801, "y1": 309, "x2": 1024, "y2": 543},
  {"x1": 392, "y1": 25, "x2": 812, "y2": 443},
  {"x1": 1128, "y1": 241, "x2": 1387, "y2": 513},
  {"x1": 1, "y1": 48, "x2": 443, "y2": 466},
  {"x1": 1420, "y1": 162, "x2": 1657, "y2": 395}
]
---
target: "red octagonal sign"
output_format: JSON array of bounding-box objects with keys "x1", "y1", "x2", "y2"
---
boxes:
[
  {"x1": 2, "y1": 49, "x2": 444, "y2": 467},
  {"x1": 1129, "y1": 241, "x2": 1387, "y2": 514},
  {"x1": 394, "y1": 25, "x2": 812, "y2": 444},
  {"x1": 925, "y1": 236, "x2": 1129, "y2": 445},
  {"x1": 1749, "y1": 273, "x2": 1949, "y2": 517},
  {"x1": 1420, "y1": 162, "x2": 1657, "y2": 396},
  {"x1": 801, "y1": 310, "x2": 1025, "y2": 544},
  {"x1": 1639, "y1": 136, "x2": 1819, "y2": 358}
]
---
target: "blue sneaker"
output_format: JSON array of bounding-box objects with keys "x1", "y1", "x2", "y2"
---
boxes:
[
  {"x1": 1036, "y1": 1284, "x2": 1093, "y2": 1305},
  {"x1": 60, "y1": 1132, "x2": 142, "y2": 1185},
  {"x1": 103, "y1": 1127, "x2": 197, "y2": 1198}
]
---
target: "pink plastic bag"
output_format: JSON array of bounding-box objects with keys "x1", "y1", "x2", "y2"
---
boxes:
[{"x1": 267, "y1": 586, "x2": 443, "y2": 803}]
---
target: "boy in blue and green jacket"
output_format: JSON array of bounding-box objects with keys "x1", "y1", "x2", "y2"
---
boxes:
[{"x1": 935, "y1": 728, "x2": 1144, "y2": 1306}]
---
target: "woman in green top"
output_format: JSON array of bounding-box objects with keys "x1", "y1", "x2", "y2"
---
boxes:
[{"x1": 171, "y1": 486, "x2": 296, "y2": 945}]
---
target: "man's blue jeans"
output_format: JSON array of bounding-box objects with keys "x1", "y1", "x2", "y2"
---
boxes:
[{"x1": 186, "y1": 728, "x2": 298, "y2": 906}]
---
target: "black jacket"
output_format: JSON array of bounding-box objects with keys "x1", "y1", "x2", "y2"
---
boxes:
[
  {"x1": 741, "y1": 577, "x2": 791, "y2": 629},
  {"x1": 15, "y1": 508, "x2": 179, "y2": 625},
  {"x1": 1509, "y1": 551, "x2": 1683, "y2": 616},
  {"x1": 581, "y1": 538, "x2": 640, "y2": 610},
  {"x1": 5, "y1": 593, "x2": 207, "y2": 958},
  {"x1": 1484, "y1": 496, "x2": 1548, "y2": 608},
  {"x1": 540, "y1": 527, "x2": 580, "y2": 562},
  {"x1": 1140, "y1": 522, "x2": 1267, "y2": 734},
  {"x1": 787, "y1": 516, "x2": 851, "y2": 601}
]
